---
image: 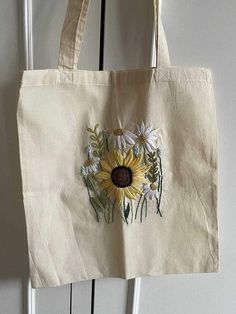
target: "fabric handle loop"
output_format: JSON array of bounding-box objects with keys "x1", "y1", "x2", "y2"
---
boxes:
[{"x1": 58, "y1": 0, "x2": 170, "y2": 70}]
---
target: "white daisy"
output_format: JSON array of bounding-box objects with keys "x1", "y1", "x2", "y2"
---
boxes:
[
  {"x1": 136, "y1": 122, "x2": 161, "y2": 152},
  {"x1": 143, "y1": 182, "x2": 158, "y2": 200},
  {"x1": 108, "y1": 128, "x2": 137, "y2": 151},
  {"x1": 81, "y1": 156, "x2": 100, "y2": 176}
]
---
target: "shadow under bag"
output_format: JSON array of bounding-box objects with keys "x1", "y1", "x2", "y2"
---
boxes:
[{"x1": 17, "y1": 0, "x2": 219, "y2": 288}]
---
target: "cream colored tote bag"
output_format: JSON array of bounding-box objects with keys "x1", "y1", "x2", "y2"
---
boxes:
[{"x1": 17, "y1": 0, "x2": 219, "y2": 288}]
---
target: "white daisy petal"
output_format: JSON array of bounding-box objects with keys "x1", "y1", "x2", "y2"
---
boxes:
[
  {"x1": 125, "y1": 130, "x2": 138, "y2": 140},
  {"x1": 140, "y1": 122, "x2": 145, "y2": 133},
  {"x1": 121, "y1": 136, "x2": 127, "y2": 148},
  {"x1": 125, "y1": 136, "x2": 135, "y2": 145},
  {"x1": 117, "y1": 136, "x2": 122, "y2": 150},
  {"x1": 136, "y1": 125, "x2": 141, "y2": 135},
  {"x1": 146, "y1": 125, "x2": 153, "y2": 134}
]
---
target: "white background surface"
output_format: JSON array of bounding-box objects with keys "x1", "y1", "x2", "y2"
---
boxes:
[{"x1": 0, "y1": 0, "x2": 235, "y2": 313}]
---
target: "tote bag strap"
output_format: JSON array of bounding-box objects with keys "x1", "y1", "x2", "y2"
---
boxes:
[{"x1": 58, "y1": 0, "x2": 170, "y2": 70}]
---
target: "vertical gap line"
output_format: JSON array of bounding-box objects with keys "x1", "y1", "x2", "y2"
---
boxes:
[
  {"x1": 99, "y1": 0, "x2": 106, "y2": 70},
  {"x1": 91, "y1": 0, "x2": 106, "y2": 311},
  {"x1": 69, "y1": 283, "x2": 73, "y2": 314},
  {"x1": 23, "y1": 0, "x2": 34, "y2": 312},
  {"x1": 91, "y1": 280, "x2": 95, "y2": 314}
]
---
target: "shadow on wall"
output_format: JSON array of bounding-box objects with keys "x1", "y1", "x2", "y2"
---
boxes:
[{"x1": 0, "y1": 83, "x2": 28, "y2": 279}]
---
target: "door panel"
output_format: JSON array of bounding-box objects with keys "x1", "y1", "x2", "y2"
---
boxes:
[
  {"x1": 94, "y1": 279, "x2": 128, "y2": 314},
  {"x1": 35, "y1": 285, "x2": 70, "y2": 314},
  {"x1": 0, "y1": 0, "x2": 27, "y2": 313},
  {"x1": 72, "y1": 281, "x2": 92, "y2": 314}
]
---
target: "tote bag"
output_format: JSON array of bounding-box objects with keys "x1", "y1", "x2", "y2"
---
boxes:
[{"x1": 17, "y1": 0, "x2": 219, "y2": 288}]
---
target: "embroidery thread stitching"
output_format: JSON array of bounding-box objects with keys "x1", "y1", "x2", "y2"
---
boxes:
[{"x1": 81, "y1": 123, "x2": 163, "y2": 224}]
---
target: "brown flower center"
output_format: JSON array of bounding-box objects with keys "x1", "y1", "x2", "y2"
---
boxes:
[
  {"x1": 84, "y1": 159, "x2": 93, "y2": 166},
  {"x1": 113, "y1": 128, "x2": 124, "y2": 136},
  {"x1": 138, "y1": 134, "x2": 147, "y2": 144},
  {"x1": 111, "y1": 166, "x2": 132, "y2": 188},
  {"x1": 150, "y1": 183, "x2": 157, "y2": 191}
]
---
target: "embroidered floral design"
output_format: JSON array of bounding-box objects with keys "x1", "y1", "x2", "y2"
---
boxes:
[
  {"x1": 108, "y1": 128, "x2": 137, "y2": 150},
  {"x1": 96, "y1": 149, "x2": 148, "y2": 204},
  {"x1": 81, "y1": 123, "x2": 163, "y2": 224},
  {"x1": 136, "y1": 122, "x2": 160, "y2": 152}
]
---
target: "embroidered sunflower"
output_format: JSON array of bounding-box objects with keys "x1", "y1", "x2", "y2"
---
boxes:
[{"x1": 95, "y1": 149, "x2": 149, "y2": 204}]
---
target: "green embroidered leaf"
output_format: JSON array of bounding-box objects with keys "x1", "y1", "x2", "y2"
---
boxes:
[
  {"x1": 87, "y1": 127, "x2": 93, "y2": 133},
  {"x1": 147, "y1": 174, "x2": 153, "y2": 182},
  {"x1": 99, "y1": 190, "x2": 108, "y2": 208},
  {"x1": 93, "y1": 151, "x2": 99, "y2": 157},
  {"x1": 90, "y1": 197, "x2": 104, "y2": 213},
  {"x1": 86, "y1": 176, "x2": 96, "y2": 192},
  {"x1": 147, "y1": 151, "x2": 159, "y2": 183},
  {"x1": 91, "y1": 143, "x2": 99, "y2": 149},
  {"x1": 124, "y1": 203, "x2": 130, "y2": 220},
  {"x1": 90, "y1": 135, "x2": 97, "y2": 141}
]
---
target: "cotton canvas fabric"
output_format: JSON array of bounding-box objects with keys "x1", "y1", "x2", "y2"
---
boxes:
[{"x1": 17, "y1": 0, "x2": 219, "y2": 288}]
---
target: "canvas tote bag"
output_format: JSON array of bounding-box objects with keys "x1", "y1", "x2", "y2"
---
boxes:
[{"x1": 17, "y1": 0, "x2": 219, "y2": 288}]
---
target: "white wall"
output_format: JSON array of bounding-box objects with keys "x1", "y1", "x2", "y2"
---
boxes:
[{"x1": 0, "y1": 0, "x2": 235, "y2": 313}]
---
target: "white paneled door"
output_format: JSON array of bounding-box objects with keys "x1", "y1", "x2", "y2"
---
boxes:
[{"x1": 1, "y1": 0, "x2": 235, "y2": 313}]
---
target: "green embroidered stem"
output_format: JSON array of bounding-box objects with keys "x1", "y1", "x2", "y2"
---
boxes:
[
  {"x1": 135, "y1": 194, "x2": 142, "y2": 219},
  {"x1": 155, "y1": 196, "x2": 162, "y2": 217},
  {"x1": 130, "y1": 201, "x2": 133, "y2": 223},
  {"x1": 145, "y1": 197, "x2": 148, "y2": 218},
  {"x1": 111, "y1": 200, "x2": 115, "y2": 223},
  {"x1": 84, "y1": 177, "x2": 99, "y2": 222},
  {"x1": 143, "y1": 145, "x2": 147, "y2": 165},
  {"x1": 156, "y1": 151, "x2": 163, "y2": 217},
  {"x1": 140, "y1": 196, "x2": 147, "y2": 223},
  {"x1": 105, "y1": 131, "x2": 109, "y2": 152},
  {"x1": 103, "y1": 209, "x2": 107, "y2": 223},
  {"x1": 123, "y1": 198, "x2": 128, "y2": 225},
  {"x1": 107, "y1": 199, "x2": 111, "y2": 223}
]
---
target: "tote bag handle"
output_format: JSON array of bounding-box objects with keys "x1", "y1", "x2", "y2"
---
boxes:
[{"x1": 58, "y1": 0, "x2": 170, "y2": 70}]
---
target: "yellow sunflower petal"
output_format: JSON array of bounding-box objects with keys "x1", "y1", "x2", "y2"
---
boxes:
[
  {"x1": 132, "y1": 175, "x2": 148, "y2": 184},
  {"x1": 124, "y1": 187, "x2": 136, "y2": 199},
  {"x1": 113, "y1": 150, "x2": 124, "y2": 165},
  {"x1": 130, "y1": 185, "x2": 143, "y2": 195},
  {"x1": 115, "y1": 188, "x2": 124, "y2": 204},
  {"x1": 100, "y1": 160, "x2": 112, "y2": 172},
  {"x1": 95, "y1": 171, "x2": 110, "y2": 181},
  {"x1": 101, "y1": 179, "x2": 113, "y2": 189},
  {"x1": 107, "y1": 185, "x2": 116, "y2": 198},
  {"x1": 128, "y1": 159, "x2": 140, "y2": 169},
  {"x1": 134, "y1": 165, "x2": 150, "y2": 174},
  {"x1": 124, "y1": 149, "x2": 134, "y2": 167},
  {"x1": 107, "y1": 153, "x2": 118, "y2": 168},
  {"x1": 138, "y1": 154, "x2": 145, "y2": 165}
]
